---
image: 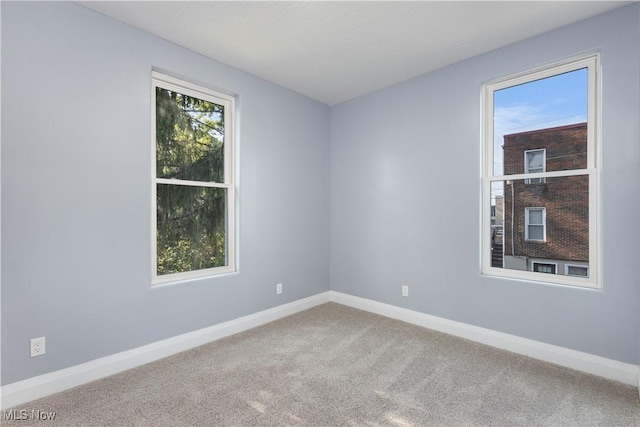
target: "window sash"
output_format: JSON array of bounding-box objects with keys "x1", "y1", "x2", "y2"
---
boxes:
[
  {"x1": 525, "y1": 149, "x2": 545, "y2": 173},
  {"x1": 484, "y1": 55, "x2": 597, "y2": 177}
]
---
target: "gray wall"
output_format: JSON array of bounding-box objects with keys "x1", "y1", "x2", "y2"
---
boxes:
[
  {"x1": 1, "y1": 2, "x2": 330, "y2": 385},
  {"x1": 330, "y1": 4, "x2": 640, "y2": 364}
]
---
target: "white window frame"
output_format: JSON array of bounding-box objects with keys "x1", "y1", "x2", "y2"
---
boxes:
[
  {"x1": 525, "y1": 207, "x2": 546, "y2": 242},
  {"x1": 151, "y1": 72, "x2": 236, "y2": 285},
  {"x1": 531, "y1": 262, "x2": 557, "y2": 274},
  {"x1": 482, "y1": 54, "x2": 599, "y2": 289},
  {"x1": 565, "y1": 264, "x2": 589, "y2": 277},
  {"x1": 524, "y1": 149, "x2": 546, "y2": 184}
]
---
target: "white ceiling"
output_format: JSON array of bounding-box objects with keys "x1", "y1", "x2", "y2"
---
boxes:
[{"x1": 78, "y1": 1, "x2": 631, "y2": 105}]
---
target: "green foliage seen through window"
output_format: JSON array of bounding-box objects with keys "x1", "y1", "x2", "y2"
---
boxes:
[{"x1": 155, "y1": 87, "x2": 227, "y2": 275}]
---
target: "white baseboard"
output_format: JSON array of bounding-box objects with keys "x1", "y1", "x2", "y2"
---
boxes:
[
  {"x1": 329, "y1": 291, "x2": 639, "y2": 390},
  {"x1": 1, "y1": 292, "x2": 331, "y2": 410},
  {"x1": 3, "y1": 290, "x2": 638, "y2": 409}
]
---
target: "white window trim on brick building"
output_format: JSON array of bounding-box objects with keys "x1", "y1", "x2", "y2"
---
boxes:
[
  {"x1": 524, "y1": 149, "x2": 546, "y2": 184},
  {"x1": 482, "y1": 54, "x2": 600, "y2": 289},
  {"x1": 525, "y1": 207, "x2": 546, "y2": 242}
]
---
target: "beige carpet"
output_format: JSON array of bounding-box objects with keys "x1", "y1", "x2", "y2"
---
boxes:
[{"x1": 4, "y1": 303, "x2": 639, "y2": 426}]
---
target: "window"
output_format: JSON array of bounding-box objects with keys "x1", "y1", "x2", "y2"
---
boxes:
[
  {"x1": 532, "y1": 262, "x2": 557, "y2": 274},
  {"x1": 566, "y1": 265, "x2": 588, "y2": 277},
  {"x1": 482, "y1": 55, "x2": 598, "y2": 288},
  {"x1": 151, "y1": 72, "x2": 236, "y2": 284},
  {"x1": 524, "y1": 149, "x2": 545, "y2": 184},
  {"x1": 525, "y1": 208, "x2": 546, "y2": 242}
]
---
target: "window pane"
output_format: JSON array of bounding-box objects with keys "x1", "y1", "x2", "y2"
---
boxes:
[
  {"x1": 490, "y1": 181, "x2": 505, "y2": 268},
  {"x1": 567, "y1": 266, "x2": 588, "y2": 277},
  {"x1": 528, "y1": 209, "x2": 543, "y2": 225},
  {"x1": 488, "y1": 176, "x2": 588, "y2": 277},
  {"x1": 493, "y1": 68, "x2": 588, "y2": 176},
  {"x1": 533, "y1": 263, "x2": 556, "y2": 274},
  {"x1": 527, "y1": 225, "x2": 544, "y2": 241},
  {"x1": 156, "y1": 184, "x2": 227, "y2": 275},
  {"x1": 526, "y1": 150, "x2": 544, "y2": 172},
  {"x1": 156, "y1": 87, "x2": 225, "y2": 183}
]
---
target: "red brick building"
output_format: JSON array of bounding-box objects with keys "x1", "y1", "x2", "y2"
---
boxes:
[{"x1": 502, "y1": 123, "x2": 589, "y2": 276}]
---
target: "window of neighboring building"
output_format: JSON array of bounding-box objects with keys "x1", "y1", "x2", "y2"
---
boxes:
[
  {"x1": 525, "y1": 208, "x2": 546, "y2": 242},
  {"x1": 482, "y1": 54, "x2": 599, "y2": 288},
  {"x1": 151, "y1": 72, "x2": 236, "y2": 285},
  {"x1": 532, "y1": 262, "x2": 557, "y2": 274},
  {"x1": 566, "y1": 265, "x2": 588, "y2": 277},
  {"x1": 524, "y1": 149, "x2": 545, "y2": 184}
]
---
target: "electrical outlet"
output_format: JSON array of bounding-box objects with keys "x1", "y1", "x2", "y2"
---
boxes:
[
  {"x1": 276, "y1": 283, "x2": 283, "y2": 295},
  {"x1": 30, "y1": 337, "x2": 46, "y2": 357},
  {"x1": 402, "y1": 285, "x2": 409, "y2": 297}
]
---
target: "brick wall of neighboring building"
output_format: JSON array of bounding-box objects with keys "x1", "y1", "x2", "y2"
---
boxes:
[{"x1": 503, "y1": 123, "x2": 588, "y2": 262}]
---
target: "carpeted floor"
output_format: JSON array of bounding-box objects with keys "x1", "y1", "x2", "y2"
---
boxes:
[{"x1": 4, "y1": 303, "x2": 639, "y2": 426}]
